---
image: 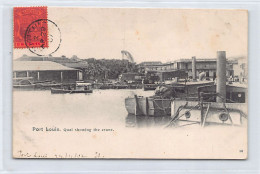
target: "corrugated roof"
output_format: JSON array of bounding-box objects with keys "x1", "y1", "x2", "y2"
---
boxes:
[
  {"x1": 13, "y1": 61, "x2": 78, "y2": 71},
  {"x1": 61, "y1": 62, "x2": 88, "y2": 68},
  {"x1": 139, "y1": 61, "x2": 162, "y2": 66},
  {"x1": 174, "y1": 58, "x2": 216, "y2": 63}
]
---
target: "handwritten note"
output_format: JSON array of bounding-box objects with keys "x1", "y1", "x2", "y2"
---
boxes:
[{"x1": 17, "y1": 150, "x2": 105, "y2": 158}]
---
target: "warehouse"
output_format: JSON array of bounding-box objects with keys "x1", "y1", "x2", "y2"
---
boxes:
[
  {"x1": 156, "y1": 70, "x2": 188, "y2": 82},
  {"x1": 13, "y1": 61, "x2": 82, "y2": 83}
]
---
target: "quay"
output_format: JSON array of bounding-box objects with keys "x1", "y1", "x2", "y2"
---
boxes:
[
  {"x1": 13, "y1": 52, "x2": 247, "y2": 94},
  {"x1": 124, "y1": 51, "x2": 248, "y2": 128}
]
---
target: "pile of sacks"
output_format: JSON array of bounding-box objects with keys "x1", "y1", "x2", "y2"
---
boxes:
[{"x1": 154, "y1": 85, "x2": 176, "y2": 99}]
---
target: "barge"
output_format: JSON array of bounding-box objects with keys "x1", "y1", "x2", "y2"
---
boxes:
[
  {"x1": 51, "y1": 82, "x2": 93, "y2": 94},
  {"x1": 125, "y1": 81, "x2": 214, "y2": 117},
  {"x1": 143, "y1": 84, "x2": 158, "y2": 91}
]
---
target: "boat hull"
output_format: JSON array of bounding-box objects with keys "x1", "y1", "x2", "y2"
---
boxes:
[
  {"x1": 125, "y1": 97, "x2": 171, "y2": 116},
  {"x1": 125, "y1": 81, "x2": 217, "y2": 116},
  {"x1": 113, "y1": 85, "x2": 128, "y2": 89},
  {"x1": 143, "y1": 84, "x2": 158, "y2": 91},
  {"x1": 13, "y1": 84, "x2": 36, "y2": 89},
  {"x1": 51, "y1": 88, "x2": 93, "y2": 94},
  {"x1": 170, "y1": 100, "x2": 247, "y2": 127}
]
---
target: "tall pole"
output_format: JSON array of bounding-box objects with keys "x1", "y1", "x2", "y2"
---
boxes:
[
  {"x1": 192, "y1": 56, "x2": 196, "y2": 81},
  {"x1": 216, "y1": 51, "x2": 226, "y2": 103}
]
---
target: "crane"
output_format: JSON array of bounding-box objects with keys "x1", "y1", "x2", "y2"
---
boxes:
[{"x1": 121, "y1": 50, "x2": 134, "y2": 63}]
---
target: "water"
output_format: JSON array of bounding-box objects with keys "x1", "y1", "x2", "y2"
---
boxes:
[{"x1": 13, "y1": 89, "x2": 156, "y2": 129}]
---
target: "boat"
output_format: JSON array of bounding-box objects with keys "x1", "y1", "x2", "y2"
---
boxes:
[
  {"x1": 143, "y1": 84, "x2": 158, "y2": 91},
  {"x1": 125, "y1": 51, "x2": 247, "y2": 120},
  {"x1": 125, "y1": 81, "x2": 246, "y2": 118},
  {"x1": 99, "y1": 83, "x2": 113, "y2": 89},
  {"x1": 13, "y1": 78, "x2": 36, "y2": 89},
  {"x1": 112, "y1": 84, "x2": 128, "y2": 89},
  {"x1": 166, "y1": 51, "x2": 247, "y2": 128},
  {"x1": 92, "y1": 83, "x2": 103, "y2": 89},
  {"x1": 167, "y1": 90, "x2": 247, "y2": 128},
  {"x1": 125, "y1": 81, "x2": 213, "y2": 117},
  {"x1": 128, "y1": 84, "x2": 142, "y2": 89},
  {"x1": 35, "y1": 81, "x2": 62, "y2": 89},
  {"x1": 197, "y1": 83, "x2": 247, "y2": 103},
  {"x1": 125, "y1": 95, "x2": 172, "y2": 116},
  {"x1": 51, "y1": 82, "x2": 93, "y2": 94}
]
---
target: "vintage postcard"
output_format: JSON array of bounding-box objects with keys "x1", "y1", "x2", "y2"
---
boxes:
[{"x1": 13, "y1": 7, "x2": 248, "y2": 159}]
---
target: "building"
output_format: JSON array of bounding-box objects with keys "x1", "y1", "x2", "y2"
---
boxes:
[
  {"x1": 13, "y1": 61, "x2": 82, "y2": 83},
  {"x1": 231, "y1": 57, "x2": 247, "y2": 83},
  {"x1": 156, "y1": 70, "x2": 187, "y2": 82},
  {"x1": 139, "y1": 57, "x2": 240, "y2": 79},
  {"x1": 138, "y1": 61, "x2": 163, "y2": 73},
  {"x1": 173, "y1": 58, "x2": 217, "y2": 78}
]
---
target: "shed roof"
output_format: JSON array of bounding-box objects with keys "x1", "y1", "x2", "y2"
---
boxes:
[
  {"x1": 13, "y1": 61, "x2": 79, "y2": 71},
  {"x1": 174, "y1": 58, "x2": 216, "y2": 63}
]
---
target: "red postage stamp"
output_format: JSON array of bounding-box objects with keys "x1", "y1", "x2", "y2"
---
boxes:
[{"x1": 13, "y1": 7, "x2": 48, "y2": 49}]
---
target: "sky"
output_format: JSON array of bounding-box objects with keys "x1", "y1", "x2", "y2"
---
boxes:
[{"x1": 13, "y1": 8, "x2": 248, "y2": 63}]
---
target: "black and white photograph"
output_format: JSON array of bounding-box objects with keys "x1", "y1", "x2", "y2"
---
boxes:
[{"x1": 12, "y1": 7, "x2": 248, "y2": 159}]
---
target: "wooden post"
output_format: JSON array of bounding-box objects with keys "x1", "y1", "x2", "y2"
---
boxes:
[
  {"x1": 26, "y1": 71, "x2": 29, "y2": 77},
  {"x1": 146, "y1": 97, "x2": 149, "y2": 116},
  {"x1": 192, "y1": 56, "x2": 196, "y2": 81},
  {"x1": 202, "y1": 104, "x2": 210, "y2": 127},
  {"x1": 37, "y1": 72, "x2": 40, "y2": 81},
  {"x1": 14, "y1": 72, "x2": 17, "y2": 78},
  {"x1": 61, "y1": 72, "x2": 63, "y2": 82},
  {"x1": 200, "y1": 92, "x2": 204, "y2": 126},
  {"x1": 134, "y1": 95, "x2": 141, "y2": 116}
]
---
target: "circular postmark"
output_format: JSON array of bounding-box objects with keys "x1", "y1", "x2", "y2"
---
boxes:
[{"x1": 24, "y1": 19, "x2": 61, "y2": 56}]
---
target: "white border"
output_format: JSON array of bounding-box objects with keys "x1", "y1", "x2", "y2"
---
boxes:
[
  {"x1": 1, "y1": 0, "x2": 260, "y2": 173},
  {"x1": 0, "y1": 0, "x2": 3, "y2": 172}
]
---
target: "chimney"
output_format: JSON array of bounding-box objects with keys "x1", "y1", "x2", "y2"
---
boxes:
[
  {"x1": 216, "y1": 51, "x2": 226, "y2": 103},
  {"x1": 192, "y1": 56, "x2": 196, "y2": 81}
]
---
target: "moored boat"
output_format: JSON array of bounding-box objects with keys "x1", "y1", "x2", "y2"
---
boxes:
[
  {"x1": 113, "y1": 84, "x2": 128, "y2": 89},
  {"x1": 167, "y1": 92, "x2": 247, "y2": 128},
  {"x1": 99, "y1": 83, "x2": 113, "y2": 89},
  {"x1": 125, "y1": 80, "x2": 215, "y2": 116},
  {"x1": 13, "y1": 83, "x2": 36, "y2": 89},
  {"x1": 166, "y1": 51, "x2": 248, "y2": 128},
  {"x1": 143, "y1": 84, "x2": 158, "y2": 91},
  {"x1": 13, "y1": 78, "x2": 36, "y2": 89},
  {"x1": 125, "y1": 95, "x2": 172, "y2": 116},
  {"x1": 128, "y1": 84, "x2": 142, "y2": 89},
  {"x1": 51, "y1": 82, "x2": 93, "y2": 94},
  {"x1": 35, "y1": 81, "x2": 62, "y2": 89}
]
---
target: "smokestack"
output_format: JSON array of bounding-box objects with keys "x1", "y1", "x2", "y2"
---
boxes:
[
  {"x1": 192, "y1": 56, "x2": 196, "y2": 81},
  {"x1": 216, "y1": 51, "x2": 226, "y2": 103}
]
